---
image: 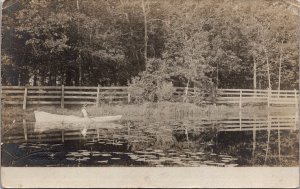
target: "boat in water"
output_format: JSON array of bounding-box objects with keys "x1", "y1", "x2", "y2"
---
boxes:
[{"x1": 34, "y1": 111, "x2": 123, "y2": 132}]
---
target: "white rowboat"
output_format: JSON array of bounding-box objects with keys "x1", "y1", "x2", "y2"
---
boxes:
[
  {"x1": 34, "y1": 111, "x2": 122, "y2": 123},
  {"x1": 34, "y1": 111, "x2": 123, "y2": 132}
]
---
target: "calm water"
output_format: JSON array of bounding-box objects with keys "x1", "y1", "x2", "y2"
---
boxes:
[{"x1": 1, "y1": 119, "x2": 299, "y2": 167}]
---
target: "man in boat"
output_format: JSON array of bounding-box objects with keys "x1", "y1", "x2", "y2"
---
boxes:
[
  {"x1": 81, "y1": 104, "x2": 90, "y2": 136},
  {"x1": 81, "y1": 104, "x2": 89, "y2": 118}
]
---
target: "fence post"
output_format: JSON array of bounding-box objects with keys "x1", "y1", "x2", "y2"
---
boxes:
[
  {"x1": 265, "y1": 113, "x2": 271, "y2": 165},
  {"x1": 61, "y1": 85, "x2": 64, "y2": 108},
  {"x1": 252, "y1": 117, "x2": 256, "y2": 158},
  {"x1": 62, "y1": 129, "x2": 65, "y2": 142},
  {"x1": 193, "y1": 86, "x2": 195, "y2": 102},
  {"x1": 239, "y1": 89, "x2": 242, "y2": 130},
  {"x1": 294, "y1": 89, "x2": 298, "y2": 130},
  {"x1": 267, "y1": 88, "x2": 271, "y2": 108},
  {"x1": 96, "y1": 84, "x2": 100, "y2": 107},
  {"x1": 127, "y1": 91, "x2": 131, "y2": 104},
  {"x1": 97, "y1": 128, "x2": 100, "y2": 140},
  {"x1": 239, "y1": 89, "x2": 242, "y2": 109},
  {"x1": 23, "y1": 119, "x2": 27, "y2": 141},
  {"x1": 277, "y1": 122, "x2": 281, "y2": 161},
  {"x1": 212, "y1": 87, "x2": 216, "y2": 105},
  {"x1": 22, "y1": 86, "x2": 28, "y2": 110},
  {"x1": 127, "y1": 123, "x2": 130, "y2": 135},
  {"x1": 294, "y1": 89, "x2": 298, "y2": 110}
]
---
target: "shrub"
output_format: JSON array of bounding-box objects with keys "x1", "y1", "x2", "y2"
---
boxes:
[
  {"x1": 128, "y1": 71, "x2": 175, "y2": 103},
  {"x1": 128, "y1": 75, "x2": 156, "y2": 103},
  {"x1": 156, "y1": 81, "x2": 175, "y2": 101}
]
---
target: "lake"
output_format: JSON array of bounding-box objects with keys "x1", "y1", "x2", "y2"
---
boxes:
[{"x1": 2, "y1": 117, "x2": 298, "y2": 167}]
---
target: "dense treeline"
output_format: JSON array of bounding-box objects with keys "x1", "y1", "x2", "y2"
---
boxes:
[{"x1": 1, "y1": 0, "x2": 299, "y2": 91}]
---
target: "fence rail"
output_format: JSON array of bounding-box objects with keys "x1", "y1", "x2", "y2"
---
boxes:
[
  {"x1": 216, "y1": 89, "x2": 299, "y2": 107},
  {"x1": 1, "y1": 86, "x2": 299, "y2": 109}
]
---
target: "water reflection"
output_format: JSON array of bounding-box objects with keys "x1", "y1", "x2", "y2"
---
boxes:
[{"x1": 1, "y1": 115, "x2": 298, "y2": 167}]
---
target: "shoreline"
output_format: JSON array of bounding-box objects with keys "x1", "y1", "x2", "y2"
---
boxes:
[{"x1": 1, "y1": 102, "x2": 296, "y2": 125}]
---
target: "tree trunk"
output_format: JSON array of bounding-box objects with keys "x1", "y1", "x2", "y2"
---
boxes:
[
  {"x1": 77, "y1": 0, "x2": 80, "y2": 10},
  {"x1": 79, "y1": 62, "x2": 82, "y2": 86},
  {"x1": 33, "y1": 74, "x2": 37, "y2": 86},
  {"x1": 184, "y1": 79, "x2": 190, "y2": 103},
  {"x1": 278, "y1": 58, "x2": 282, "y2": 91},
  {"x1": 77, "y1": 0, "x2": 81, "y2": 86},
  {"x1": 60, "y1": 64, "x2": 64, "y2": 85},
  {"x1": 41, "y1": 72, "x2": 45, "y2": 85},
  {"x1": 253, "y1": 56, "x2": 256, "y2": 89},
  {"x1": 278, "y1": 40, "x2": 283, "y2": 91},
  {"x1": 66, "y1": 69, "x2": 72, "y2": 86},
  {"x1": 142, "y1": 0, "x2": 148, "y2": 71},
  {"x1": 121, "y1": 0, "x2": 141, "y2": 73},
  {"x1": 18, "y1": 73, "x2": 21, "y2": 86},
  {"x1": 263, "y1": 46, "x2": 271, "y2": 89},
  {"x1": 216, "y1": 63, "x2": 219, "y2": 89},
  {"x1": 54, "y1": 71, "x2": 57, "y2": 85},
  {"x1": 77, "y1": 54, "x2": 82, "y2": 86}
]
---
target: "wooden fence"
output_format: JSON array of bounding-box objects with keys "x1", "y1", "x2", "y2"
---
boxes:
[
  {"x1": 0, "y1": 85, "x2": 203, "y2": 109},
  {"x1": 1, "y1": 86, "x2": 299, "y2": 109},
  {"x1": 1, "y1": 85, "x2": 130, "y2": 109},
  {"x1": 217, "y1": 89, "x2": 299, "y2": 106}
]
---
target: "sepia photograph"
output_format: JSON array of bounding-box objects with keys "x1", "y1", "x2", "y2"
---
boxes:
[{"x1": 1, "y1": 0, "x2": 299, "y2": 188}]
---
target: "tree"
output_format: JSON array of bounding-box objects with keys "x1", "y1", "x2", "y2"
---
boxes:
[{"x1": 1, "y1": 0, "x2": 298, "y2": 92}]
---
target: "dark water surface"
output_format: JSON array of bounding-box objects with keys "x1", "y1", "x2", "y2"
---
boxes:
[{"x1": 1, "y1": 120, "x2": 299, "y2": 167}]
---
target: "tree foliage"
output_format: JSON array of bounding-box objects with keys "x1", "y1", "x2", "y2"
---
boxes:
[{"x1": 2, "y1": 0, "x2": 299, "y2": 91}]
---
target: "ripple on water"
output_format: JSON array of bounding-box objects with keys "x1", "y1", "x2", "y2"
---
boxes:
[
  {"x1": 203, "y1": 160, "x2": 214, "y2": 164},
  {"x1": 112, "y1": 152, "x2": 123, "y2": 155},
  {"x1": 129, "y1": 155, "x2": 139, "y2": 160},
  {"x1": 221, "y1": 159, "x2": 231, "y2": 163},
  {"x1": 101, "y1": 154, "x2": 112, "y2": 157},
  {"x1": 78, "y1": 150, "x2": 88, "y2": 153},
  {"x1": 80, "y1": 152, "x2": 90, "y2": 156},
  {"x1": 135, "y1": 158, "x2": 145, "y2": 162},
  {"x1": 111, "y1": 157, "x2": 121, "y2": 160},
  {"x1": 73, "y1": 154, "x2": 84, "y2": 157},
  {"x1": 85, "y1": 143, "x2": 95, "y2": 146},
  {"x1": 97, "y1": 160, "x2": 108, "y2": 164},
  {"x1": 66, "y1": 157, "x2": 76, "y2": 161},
  {"x1": 76, "y1": 157, "x2": 90, "y2": 162},
  {"x1": 226, "y1": 164, "x2": 238, "y2": 167}
]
